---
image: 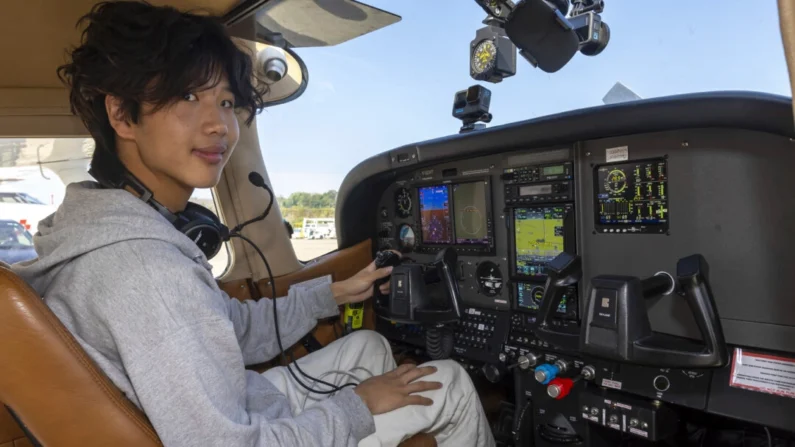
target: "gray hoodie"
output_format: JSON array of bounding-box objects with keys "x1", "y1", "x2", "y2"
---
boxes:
[{"x1": 11, "y1": 181, "x2": 375, "y2": 446}]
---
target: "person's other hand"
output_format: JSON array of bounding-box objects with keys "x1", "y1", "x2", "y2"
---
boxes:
[
  {"x1": 331, "y1": 250, "x2": 401, "y2": 305},
  {"x1": 354, "y1": 364, "x2": 442, "y2": 415}
]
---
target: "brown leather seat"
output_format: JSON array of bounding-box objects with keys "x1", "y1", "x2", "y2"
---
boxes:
[{"x1": 0, "y1": 264, "x2": 436, "y2": 447}]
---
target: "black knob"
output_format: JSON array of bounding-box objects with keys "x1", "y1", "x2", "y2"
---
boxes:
[
  {"x1": 375, "y1": 250, "x2": 402, "y2": 268},
  {"x1": 653, "y1": 375, "x2": 670, "y2": 392},
  {"x1": 481, "y1": 363, "x2": 503, "y2": 384}
]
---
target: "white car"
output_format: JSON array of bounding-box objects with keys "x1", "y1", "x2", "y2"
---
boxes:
[{"x1": 0, "y1": 192, "x2": 57, "y2": 234}]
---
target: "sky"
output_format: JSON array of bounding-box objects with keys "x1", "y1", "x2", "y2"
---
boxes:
[{"x1": 257, "y1": 0, "x2": 792, "y2": 196}]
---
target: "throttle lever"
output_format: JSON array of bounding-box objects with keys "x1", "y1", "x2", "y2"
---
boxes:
[{"x1": 530, "y1": 252, "x2": 582, "y2": 352}]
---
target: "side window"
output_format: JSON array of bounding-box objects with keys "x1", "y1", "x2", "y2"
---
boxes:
[
  {"x1": 0, "y1": 137, "x2": 76, "y2": 265},
  {"x1": 258, "y1": 120, "x2": 339, "y2": 261},
  {"x1": 276, "y1": 188, "x2": 339, "y2": 261}
]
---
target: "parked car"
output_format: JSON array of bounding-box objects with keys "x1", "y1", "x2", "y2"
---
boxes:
[
  {"x1": 0, "y1": 191, "x2": 57, "y2": 234},
  {"x1": 0, "y1": 219, "x2": 37, "y2": 264}
]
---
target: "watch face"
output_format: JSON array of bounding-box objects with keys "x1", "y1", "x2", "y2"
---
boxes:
[{"x1": 472, "y1": 39, "x2": 497, "y2": 74}]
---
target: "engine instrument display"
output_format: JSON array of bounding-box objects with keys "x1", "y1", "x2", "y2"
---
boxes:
[
  {"x1": 516, "y1": 282, "x2": 568, "y2": 314},
  {"x1": 418, "y1": 185, "x2": 452, "y2": 244},
  {"x1": 513, "y1": 205, "x2": 571, "y2": 278},
  {"x1": 453, "y1": 181, "x2": 489, "y2": 245},
  {"x1": 595, "y1": 158, "x2": 669, "y2": 233}
]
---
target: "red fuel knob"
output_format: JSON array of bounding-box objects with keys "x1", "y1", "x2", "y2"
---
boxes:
[{"x1": 546, "y1": 378, "x2": 574, "y2": 400}]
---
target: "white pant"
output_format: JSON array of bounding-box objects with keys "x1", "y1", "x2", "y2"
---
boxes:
[{"x1": 262, "y1": 330, "x2": 496, "y2": 447}]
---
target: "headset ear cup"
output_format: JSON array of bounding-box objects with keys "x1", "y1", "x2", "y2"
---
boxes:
[
  {"x1": 181, "y1": 202, "x2": 226, "y2": 259},
  {"x1": 184, "y1": 202, "x2": 219, "y2": 222}
]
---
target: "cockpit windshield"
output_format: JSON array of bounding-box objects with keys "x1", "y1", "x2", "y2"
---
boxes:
[{"x1": 259, "y1": 0, "x2": 789, "y2": 197}]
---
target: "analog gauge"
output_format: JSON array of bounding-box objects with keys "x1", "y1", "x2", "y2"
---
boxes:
[
  {"x1": 604, "y1": 169, "x2": 627, "y2": 195},
  {"x1": 531, "y1": 286, "x2": 545, "y2": 307},
  {"x1": 398, "y1": 224, "x2": 416, "y2": 253},
  {"x1": 476, "y1": 262, "x2": 503, "y2": 296},
  {"x1": 471, "y1": 39, "x2": 497, "y2": 75},
  {"x1": 395, "y1": 187, "x2": 412, "y2": 218}
]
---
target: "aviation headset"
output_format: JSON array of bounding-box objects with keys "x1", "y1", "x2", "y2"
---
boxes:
[{"x1": 89, "y1": 162, "x2": 228, "y2": 260}]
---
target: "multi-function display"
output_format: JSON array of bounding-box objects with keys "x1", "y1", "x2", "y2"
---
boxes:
[
  {"x1": 595, "y1": 158, "x2": 669, "y2": 233},
  {"x1": 513, "y1": 205, "x2": 569, "y2": 278}
]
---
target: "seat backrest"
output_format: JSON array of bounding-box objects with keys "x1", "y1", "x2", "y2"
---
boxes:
[{"x1": 0, "y1": 264, "x2": 162, "y2": 446}]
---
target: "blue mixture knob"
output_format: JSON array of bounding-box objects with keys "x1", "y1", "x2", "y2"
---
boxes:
[{"x1": 534, "y1": 364, "x2": 560, "y2": 385}]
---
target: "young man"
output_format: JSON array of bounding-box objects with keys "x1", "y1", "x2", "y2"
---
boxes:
[{"x1": 12, "y1": 2, "x2": 495, "y2": 446}]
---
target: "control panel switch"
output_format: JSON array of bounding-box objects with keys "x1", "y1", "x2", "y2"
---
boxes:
[
  {"x1": 546, "y1": 378, "x2": 575, "y2": 400},
  {"x1": 517, "y1": 353, "x2": 538, "y2": 370},
  {"x1": 534, "y1": 363, "x2": 560, "y2": 385}
]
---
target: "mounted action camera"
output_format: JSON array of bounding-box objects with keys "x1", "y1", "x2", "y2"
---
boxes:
[{"x1": 452, "y1": 85, "x2": 493, "y2": 133}]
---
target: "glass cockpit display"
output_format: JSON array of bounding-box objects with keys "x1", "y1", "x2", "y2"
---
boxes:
[
  {"x1": 513, "y1": 205, "x2": 569, "y2": 278},
  {"x1": 418, "y1": 185, "x2": 452, "y2": 244},
  {"x1": 516, "y1": 282, "x2": 568, "y2": 314},
  {"x1": 595, "y1": 158, "x2": 669, "y2": 233},
  {"x1": 453, "y1": 181, "x2": 489, "y2": 245}
]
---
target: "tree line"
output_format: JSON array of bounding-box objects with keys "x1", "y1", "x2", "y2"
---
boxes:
[
  {"x1": 278, "y1": 190, "x2": 337, "y2": 229},
  {"x1": 278, "y1": 190, "x2": 337, "y2": 209},
  {"x1": 191, "y1": 191, "x2": 337, "y2": 230}
]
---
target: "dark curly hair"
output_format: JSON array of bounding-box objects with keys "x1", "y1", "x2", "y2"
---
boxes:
[{"x1": 57, "y1": 1, "x2": 268, "y2": 184}]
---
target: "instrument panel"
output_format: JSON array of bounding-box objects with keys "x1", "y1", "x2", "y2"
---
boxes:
[
  {"x1": 369, "y1": 125, "x2": 795, "y2": 437},
  {"x1": 376, "y1": 147, "x2": 581, "y2": 323}
]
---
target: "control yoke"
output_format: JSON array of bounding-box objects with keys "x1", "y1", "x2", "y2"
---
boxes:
[
  {"x1": 531, "y1": 252, "x2": 582, "y2": 351},
  {"x1": 378, "y1": 248, "x2": 463, "y2": 325},
  {"x1": 533, "y1": 253, "x2": 729, "y2": 368}
]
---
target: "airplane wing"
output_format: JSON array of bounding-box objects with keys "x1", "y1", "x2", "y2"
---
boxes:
[{"x1": 603, "y1": 81, "x2": 642, "y2": 105}]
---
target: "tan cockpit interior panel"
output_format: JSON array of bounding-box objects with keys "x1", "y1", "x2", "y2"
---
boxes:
[
  {"x1": 0, "y1": 0, "x2": 240, "y2": 89},
  {"x1": 779, "y1": 0, "x2": 795, "y2": 123},
  {"x1": 216, "y1": 109, "x2": 304, "y2": 280},
  {"x1": 0, "y1": 1, "x2": 243, "y2": 137}
]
